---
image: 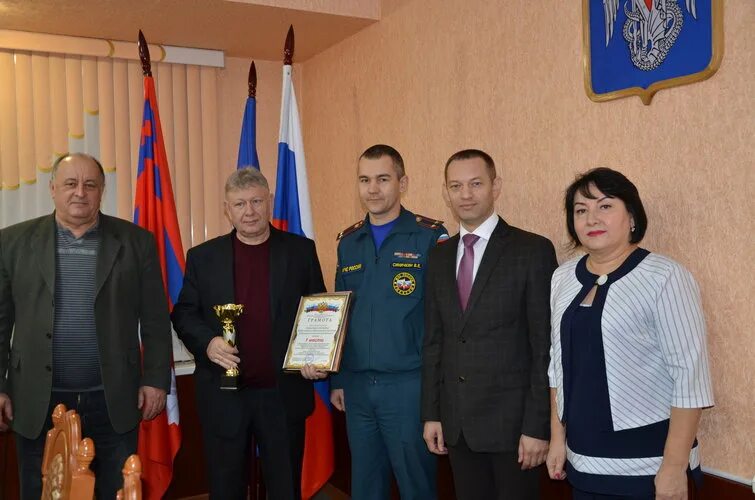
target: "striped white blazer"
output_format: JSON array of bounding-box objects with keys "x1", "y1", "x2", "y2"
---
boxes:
[{"x1": 548, "y1": 252, "x2": 714, "y2": 431}]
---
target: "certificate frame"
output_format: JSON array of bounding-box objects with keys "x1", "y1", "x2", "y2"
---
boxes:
[{"x1": 283, "y1": 291, "x2": 352, "y2": 372}]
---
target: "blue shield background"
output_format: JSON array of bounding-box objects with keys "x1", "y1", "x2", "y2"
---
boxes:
[{"x1": 589, "y1": 0, "x2": 714, "y2": 94}]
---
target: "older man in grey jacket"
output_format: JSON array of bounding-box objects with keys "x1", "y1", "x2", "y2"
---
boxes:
[{"x1": 0, "y1": 153, "x2": 172, "y2": 499}]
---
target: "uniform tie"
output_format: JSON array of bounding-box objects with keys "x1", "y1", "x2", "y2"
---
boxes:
[{"x1": 457, "y1": 234, "x2": 480, "y2": 311}]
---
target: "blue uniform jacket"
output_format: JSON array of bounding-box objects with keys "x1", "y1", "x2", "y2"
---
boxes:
[{"x1": 333, "y1": 207, "x2": 447, "y2": 387}]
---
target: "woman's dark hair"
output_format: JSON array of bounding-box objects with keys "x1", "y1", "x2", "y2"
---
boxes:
[{"x1": 564, "y1": 167, "x2": 647, "y2": 247}]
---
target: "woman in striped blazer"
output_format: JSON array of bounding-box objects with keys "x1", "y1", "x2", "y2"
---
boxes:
[{"x1": 545, "y1": 168, "x2": 714, "y2": 500}]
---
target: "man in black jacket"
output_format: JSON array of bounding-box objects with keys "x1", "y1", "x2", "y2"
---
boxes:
[
  {"x1": 422, "y1": 150, "x2": 557, "y2": 500},
  {"x1": 172, "y1": 167, "x2": 325, "y2": 500}
]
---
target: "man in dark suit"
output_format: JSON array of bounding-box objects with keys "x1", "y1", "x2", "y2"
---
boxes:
[
  {"x1": 0, "y1": 153, "x2": 172, "y2": 500},
  {"x1": 421, "y1": 149, "x2": 557, "y2": 499},
  {"x1": 171, "y1": 167, "x2": 325, "y2": 500}
]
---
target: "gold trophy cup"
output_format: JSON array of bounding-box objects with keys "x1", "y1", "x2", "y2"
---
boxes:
[{"x1": 213, "y1": 304, "x2": 244, "y2": 390}]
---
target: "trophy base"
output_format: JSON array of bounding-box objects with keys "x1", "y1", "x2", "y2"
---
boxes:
[{"x1": 220, "y1": 375, "x2": 240, "y2": 391}]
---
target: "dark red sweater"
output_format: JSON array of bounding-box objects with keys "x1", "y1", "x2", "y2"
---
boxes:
[{"x1": 233, "y1": 236, "x2": 276, "y2": 388}]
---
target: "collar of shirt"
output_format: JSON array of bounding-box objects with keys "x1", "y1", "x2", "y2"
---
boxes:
[
  {"x1": 55, "y1": 217, "x2": 101, "y2": 242},
  {"x1": 455, "y1": 212, "x2": 499, "y2": 277},
  {"x1": 458, "y1": 211, "x2": 499, "y2": 243},
  {"x1": 355, "y1": 206, "x2": 419, "y2": 240}
]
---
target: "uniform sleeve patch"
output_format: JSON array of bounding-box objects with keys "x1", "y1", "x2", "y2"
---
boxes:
[{"x1": 341, "y1": 263, "x2": 363, "y2": 274}]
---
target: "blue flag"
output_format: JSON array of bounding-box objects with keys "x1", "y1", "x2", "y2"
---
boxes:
[{"x1": 237, "y1": 97, "x2": 260, "y2": 169}]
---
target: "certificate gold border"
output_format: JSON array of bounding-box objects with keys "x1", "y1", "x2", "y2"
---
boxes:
[
  {"x1": 582, "y1": 0, "x2": 724, "y2": 105},
  {"x1": 283, "y1": 291, "x2": 352, "y2": 372}
]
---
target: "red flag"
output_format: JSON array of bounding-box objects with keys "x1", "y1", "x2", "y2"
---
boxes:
[{"x1": 133, "y1": 73, "x2": 184, "y2": 500}]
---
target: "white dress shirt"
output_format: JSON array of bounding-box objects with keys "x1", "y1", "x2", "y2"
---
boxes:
[{"x1": 455, "y1": 211, "x2": 499, "y2": 281}]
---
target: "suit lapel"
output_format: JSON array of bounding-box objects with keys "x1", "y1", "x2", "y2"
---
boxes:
[
  {"x1": 95, "y1": 215, "x2": 123, "y2": 298},
  {"x1": 34, "y1": 215, "x2": 56, "y2": 295},
  {"x1": 461, "y1": 218, "x2": 510, "y2": 326},
  {"x1": 268, "y1": 227, "x2": 286, "y2": 322}
]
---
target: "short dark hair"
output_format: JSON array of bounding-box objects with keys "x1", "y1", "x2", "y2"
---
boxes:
[
  {"x1": 51, "y1": 153, "x2": 106, "y2": 184},
  {"x1": 444, "y1": 149, "x2": 496, "y2": 180},
  {"x1": 359, "y1": 144, "x2": 405, "y2": 178},
  {"x1": 564, "y1": 167, "x2": 647, "y2": 247}
]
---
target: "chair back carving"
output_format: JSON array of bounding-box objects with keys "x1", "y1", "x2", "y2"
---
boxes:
[
  {"x1": 116, "y1": 454, "x2": 143, "y2": 500},
  {"x1": 40, "y1": 403, "x2": 95, "y2": 500}
]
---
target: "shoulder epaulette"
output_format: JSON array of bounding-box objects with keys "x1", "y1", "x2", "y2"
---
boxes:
[
  {"x1": 414, "y1": 214, "x2": 444, "y2": 230},
  {"x1": 337, "y1": 219, "x2": 365, "y2": 240}
]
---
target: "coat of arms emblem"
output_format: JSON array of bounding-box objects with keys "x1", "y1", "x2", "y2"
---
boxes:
[{"x1": 583, "y1": 0, "x2": 723, "y2": 104}]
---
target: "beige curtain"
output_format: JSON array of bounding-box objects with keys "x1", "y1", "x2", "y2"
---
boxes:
[{"x1": 0, "y1": 49, "x2": 223, "y2": 250}]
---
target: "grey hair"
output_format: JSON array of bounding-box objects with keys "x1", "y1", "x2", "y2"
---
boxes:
[
  {"x1": 225, "y1": 167, "x2": 269, "y2": 193},
  {"x1": 51, "y1": 153, "x2": 106, "y2": 184}
]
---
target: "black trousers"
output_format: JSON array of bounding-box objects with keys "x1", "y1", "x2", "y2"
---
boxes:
[
  {"x1": 15, "y1": 390, "x2": 137, "y2": 500},
  {"x1": 447, "y1": 432, "x2": 540, "y2": 500},
  {"x1": 572, "y1": 488, "x2": 654, "y2": 500},
  {"x1": 200, "y1": 386, "x2": 305, "y2": 500}
]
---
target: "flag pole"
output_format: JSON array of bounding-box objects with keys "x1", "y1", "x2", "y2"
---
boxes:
[
  {"x1": 248, "y1": 60, "x2": 257, "y2": 98},
  {"x1": 284, "y1": 25, "x2": 295, "y2": 65},
  {"x1": 138, "y1": 30, "x2": 152, "y2": 77},
  {"x1": 242, "y1": 56, "x2": 263, "y2": 500},
  {"x1": 246, "y1": 48, "x2": 261, "y2": 482},
  {"x1": 134, "y1": 29, "x2": 183, "y2": 500},
  {"x1": 276, "y1": 24, "x2": 334, "y2": 499}
]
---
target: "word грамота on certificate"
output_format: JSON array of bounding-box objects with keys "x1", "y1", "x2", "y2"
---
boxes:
[{"x1": 283, "y1": 292, "x2": 352, "y2": 372}]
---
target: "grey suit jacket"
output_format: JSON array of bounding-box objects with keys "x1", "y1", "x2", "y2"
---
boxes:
[
  {"x1": 421, "y1": 217, "x2": 557, "y2": 452},
  {"x1": 0, "y1": 213, "x2": 172, "y2": 438}
]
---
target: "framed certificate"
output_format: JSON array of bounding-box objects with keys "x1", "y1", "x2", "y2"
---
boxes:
[{"x1": 283, "y1": 291, "x2": 352, "y2": 372}]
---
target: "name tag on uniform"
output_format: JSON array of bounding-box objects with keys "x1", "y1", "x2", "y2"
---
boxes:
[{"x1": 391, "y1": 262, "x2": 422, "y2": 269}]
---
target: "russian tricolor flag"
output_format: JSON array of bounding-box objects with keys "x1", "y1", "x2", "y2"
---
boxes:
[
  {"x1": 272, "y1": 62, "x2": 333, "y2": 499},
  {"x1": 133, "y1": 72, "x2": 184, "y2": 500},
  {"x1": 272, "y1": 64, "x2": 313, "y2": 237}
]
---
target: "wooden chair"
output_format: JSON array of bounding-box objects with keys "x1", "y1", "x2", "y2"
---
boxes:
[
  {"x1": 40, "y1": 403, "x2": 95, "y2": 500},
  {"x1": 116, "y1": 455, "x2": 143, "y2": 500}
]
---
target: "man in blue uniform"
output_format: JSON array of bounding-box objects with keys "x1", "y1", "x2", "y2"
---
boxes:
[{"x1": 332, "y1": 145, "x2": 447, "y2": 499}]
